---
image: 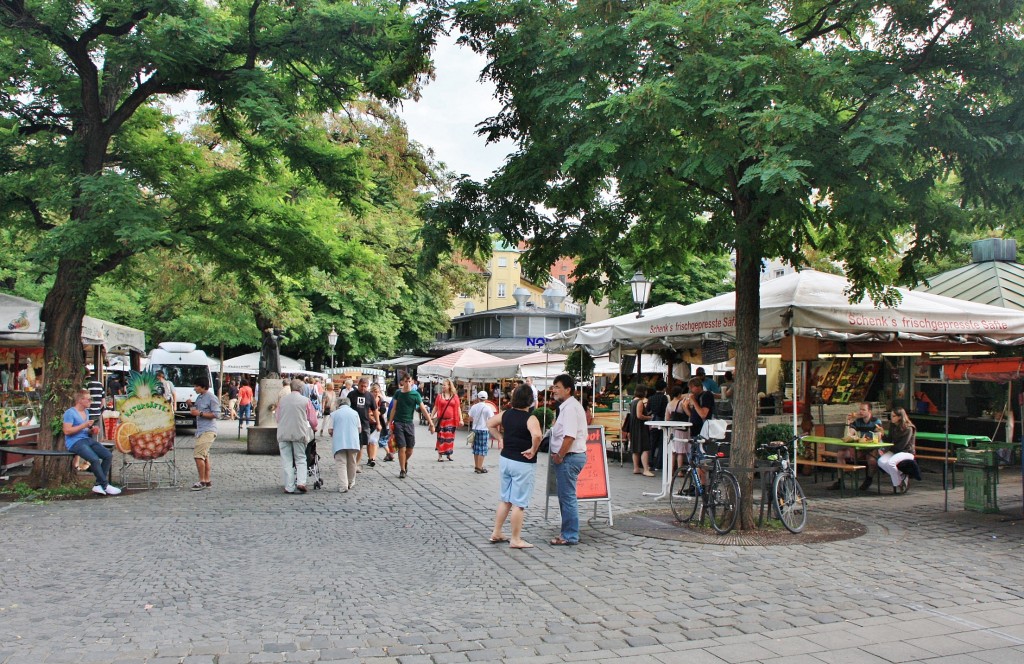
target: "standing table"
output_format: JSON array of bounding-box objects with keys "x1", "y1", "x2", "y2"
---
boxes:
[{"x1": 643, "y1": 421, "x2": 691, "y2": 499}]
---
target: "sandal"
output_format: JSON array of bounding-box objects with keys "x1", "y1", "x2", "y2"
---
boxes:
[
  {"x1": 190, "y1": 482, "x2": 206, "y2": 491},
  {"x1": 549, "y1": 537, "x2": 577, "y2": 546}
]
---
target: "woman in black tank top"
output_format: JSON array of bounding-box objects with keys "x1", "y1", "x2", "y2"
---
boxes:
[{"x1": 487, "y1": 384, "x2": 543, "y2": 549}]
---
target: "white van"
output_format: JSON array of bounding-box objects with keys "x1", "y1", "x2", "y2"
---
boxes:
[{"x1": 147, "y1": 342, "x2": 215, "y2": 428}]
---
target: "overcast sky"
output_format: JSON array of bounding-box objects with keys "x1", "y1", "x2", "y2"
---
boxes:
[{"x1": 397, "y1": 34, "x2": 514, "y2": 183}]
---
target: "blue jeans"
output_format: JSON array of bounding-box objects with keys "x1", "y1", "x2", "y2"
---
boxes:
[
  {"x1": 70, "y1": 438, "x2": 112, "y2": 487},
  {"x1": 239, "y1": 403, "x2": 252, "y2": 425},
  {"x1": 555, "y1": 452, "x2": 587, "y2": 543}
]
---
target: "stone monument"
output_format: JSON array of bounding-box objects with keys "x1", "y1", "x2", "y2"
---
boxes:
[{"x1": 247, "y1": 328, "x2": 285, "y2": 454}]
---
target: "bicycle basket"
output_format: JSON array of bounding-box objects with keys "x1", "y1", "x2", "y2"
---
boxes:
[{"x1": 702, "y1": 440, "x2": 731, "y2": 457}]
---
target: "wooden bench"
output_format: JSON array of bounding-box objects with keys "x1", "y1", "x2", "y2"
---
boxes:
[
  {"x1": 914, "y1": 446, "x2": 957, "y2": 488},
  {"x1": 798, "y1": 459, "x2": 867, "y2": 496}
]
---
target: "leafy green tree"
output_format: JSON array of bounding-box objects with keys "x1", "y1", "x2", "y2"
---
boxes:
[
  {"x1": 0, "y1": 0, "x2": 439, "y2": 483},
  {"x1": 605, "y1": 254, "x2": 735, "y2": 317},
  {"x1": 431, "y1": 0, "x2": 1024, "y2": 527}
]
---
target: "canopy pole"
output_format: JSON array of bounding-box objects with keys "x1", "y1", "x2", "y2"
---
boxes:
[
  {"x1": 944, "y1": 370, "x2": 950, "y2": 512},
  {"x1": 618, "y1": 343, "x2": 625, "y2": 466},
  {"x1": 792, "y1": 332, "x2": 799, "y2": 474}
]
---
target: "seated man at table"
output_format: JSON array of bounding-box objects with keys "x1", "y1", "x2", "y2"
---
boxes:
[
  {"x1": 64, "y1": 388, "x2": 121, "y2": 496},
  {"x1": 830, "y1": 402, "x2": 882, "y2": 491}
]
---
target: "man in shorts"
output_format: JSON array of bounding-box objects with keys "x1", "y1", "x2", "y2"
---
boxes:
[
  {"x1": 387, "y1": 373, "x2": 434, "y2": 479},
  {"x1": 468, "y1": 390, "x2": 496, "y2": 473},
  {"x1": 188, "y1": 376, "x2": 220, "y2": 490},
  {"x1": 348, "y1": 377, "x2": 379, "y2": 468}
]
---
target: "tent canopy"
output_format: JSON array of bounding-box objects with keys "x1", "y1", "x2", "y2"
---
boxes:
[
  {"x1": 418, "y1": 348, "x2": 503, "y2": 380},
  {"x1": 211, "y1": 352, "x2": 305, "y2": 374},
  {"x1": 549, "y1": 270, "x2": 1024, "y2": 355},
  {"x1": 454, "y1": 351, "x2": 568, "y2": 381},
  {"x1": 0, "y1": 293, "x2": 145, "y2": 352}
]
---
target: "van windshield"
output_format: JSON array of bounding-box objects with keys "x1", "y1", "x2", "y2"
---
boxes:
[{"x1": 150, "y1": 364, "x2": 210, "y2": 390}]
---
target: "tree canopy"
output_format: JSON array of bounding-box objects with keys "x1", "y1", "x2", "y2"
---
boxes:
[
  {"x1": 429, "y1": 0, "x2": 1024, "y2": 527},
  {"x1": 0, "y1": 0, "x2": 443, "y2": 480}
]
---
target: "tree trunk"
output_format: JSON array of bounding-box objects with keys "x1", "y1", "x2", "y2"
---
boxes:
[
  {"x1": 31, "y1": 259, "x2": 93, "y2": 487},
  {"x1": 732, "y1": 213, "x2": 763, "y2": 530}
]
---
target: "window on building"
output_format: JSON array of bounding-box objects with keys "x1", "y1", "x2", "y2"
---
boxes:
[
  {"x1": 498, "y1": 257, "x2": 508, "y2": 267},
  {"x1": 497, "y1": 283, "x2": 506, "y2": 298},
  {"x1": 775, "y1": 269, "x2": 785, "y2": 278},
  {"x1": 514, "y1": 316, "x2": 529, "y2": 337}
]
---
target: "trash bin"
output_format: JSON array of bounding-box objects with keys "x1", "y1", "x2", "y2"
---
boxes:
[{"x1": 957, "y1": 448, "x2": 999, "y2": 513}]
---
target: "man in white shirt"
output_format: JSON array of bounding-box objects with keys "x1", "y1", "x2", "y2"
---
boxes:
[
  {"x1": 468, "y1": 391, "x2": 497, "y2": 474},
  {"x1": 548, "y1": 373, "x2": 588, "y2": 546},
  {"x1": 525, "y1": 377, "x2": 539, "y2": 409}
]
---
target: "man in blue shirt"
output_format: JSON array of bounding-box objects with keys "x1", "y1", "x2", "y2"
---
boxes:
[
  {"x1": 64, "y1": 388, "x2": 120, "y2": 495},
  {"x1": 188, "y1": 377, "x2": 220, "y2": 491},
  {"x1": 695, "y1": 367, "x2": 721, "y2": 397}
]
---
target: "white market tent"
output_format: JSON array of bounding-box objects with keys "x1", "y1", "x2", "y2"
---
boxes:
[
  {"x1": 0, "y1": 292, "x2": 146, "y2": 352},
  {"x1": 454, "y1": 351, "x2": 568, "y2": 381},
  {"x1": 548, "y1": 270, "x2": 1024, "y2": 474},
  {"x1": 417, "y1": 348, "x2": 503, "y2": 381},
  {"x1": 548, "y1": 269, "x2": 1024, "y2": 353},
  {"x1": 210, "y1": 352, "x2": 306, "y2": 374}
]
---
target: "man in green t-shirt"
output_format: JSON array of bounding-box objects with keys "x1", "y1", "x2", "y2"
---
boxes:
[{"x1": 387, "y1": 373, "x2": 435, "y2": 479}]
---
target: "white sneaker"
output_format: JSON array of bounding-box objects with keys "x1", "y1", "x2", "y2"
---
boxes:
[
  {"x1": 92, "y1": 485, "x2": 106, "y2": 496},
  {"x1": 105, "y1": 485, "x2": 122, "y2": 496}
]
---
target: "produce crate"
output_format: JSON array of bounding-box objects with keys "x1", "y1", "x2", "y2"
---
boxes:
[
  {"x1": 956, "y1": 448, "x2": 997, "y2": 467},
  {"x1": 961, "y1": 466, "x2": 999, "y2": 513}
]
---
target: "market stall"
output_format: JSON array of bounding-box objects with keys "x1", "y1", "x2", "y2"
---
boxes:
[
  {"x1": 0, "y1": 293, "x2": 146, "y2": 472},
  {"x1": 547, "y1": 269, "x2": 1024, "y2": 448}
]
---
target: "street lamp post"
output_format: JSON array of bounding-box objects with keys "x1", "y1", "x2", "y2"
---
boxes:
[
  {"x1": 328, "y1": 326, "x2": 338, "y2": 375},
  {"x1": 629, "y1": 270, "x2": 652, "y2": 318}
]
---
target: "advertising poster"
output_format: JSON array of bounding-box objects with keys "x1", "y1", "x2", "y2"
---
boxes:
[{"x1": 115, "y1": 371, "x2": 175, "y2": 460}]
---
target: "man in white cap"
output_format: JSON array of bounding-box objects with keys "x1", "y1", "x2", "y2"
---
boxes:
[{"x1": 468, "y1": 390, "x2": 497, "y2": 473}]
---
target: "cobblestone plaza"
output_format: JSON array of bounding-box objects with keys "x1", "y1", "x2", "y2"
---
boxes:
[{"x1": 2, "y1": 420, "x2": 1022, "y2": 663}]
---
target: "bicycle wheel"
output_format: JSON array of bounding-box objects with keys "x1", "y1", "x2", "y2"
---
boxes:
[
  {"x1": 773, "y1": 471, "x2": 807, "y2": 533},
  {"x1": 669, "y1": 466, "x2": 699, "y2": 523},
  {"x1": 707, "y1": 470, "x2": 740, "y2": 534}
]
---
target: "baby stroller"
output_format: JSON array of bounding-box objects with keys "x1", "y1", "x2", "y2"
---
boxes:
[{"x1": 305, "y1": 439, "x2": 324, "y2": 490}]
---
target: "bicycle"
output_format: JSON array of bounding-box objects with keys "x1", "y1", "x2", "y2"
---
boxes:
[
  {"x1": 756, "y1": 437, "x2": 807, "y2": 534},
  {"x1": 669, "y1": 436, "x2": 740, "y2": 534}
]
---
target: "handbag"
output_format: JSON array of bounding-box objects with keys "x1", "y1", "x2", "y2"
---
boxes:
[
  {"x1": 539, "y1": 431, "x2": 551, "y2": 453},
  {"x1": 466, "y1": 430, "x2": 476, "y2": 446},
  {"x1": 621, "y1": 412, "x2": 631, "y2": 441}
]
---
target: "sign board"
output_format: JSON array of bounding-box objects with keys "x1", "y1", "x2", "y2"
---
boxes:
[
  {"x1": 545, "y1": 425, "x2": 613, "y2": 525},
  {"x1": 114, "y1": 371, "x2": 175, "y2": 460}
]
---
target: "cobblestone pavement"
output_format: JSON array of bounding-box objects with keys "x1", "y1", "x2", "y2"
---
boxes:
[{"x1": 2, "y1": 420, "x2": 1023, "y2": 663}]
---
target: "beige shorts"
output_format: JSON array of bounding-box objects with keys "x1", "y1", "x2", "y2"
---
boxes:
[{"x1": 194, "y1": 431, "x2": 216, "y2": 459}]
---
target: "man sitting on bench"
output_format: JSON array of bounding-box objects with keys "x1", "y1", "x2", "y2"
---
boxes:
[
  {"x1": 830, "y1": 401, "x2": 881, "y2": 491},
  {"x1": 64, "y1": 388, "x2": 121, "y2": 496}
]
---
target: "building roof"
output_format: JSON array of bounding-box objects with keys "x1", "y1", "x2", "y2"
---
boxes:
[
  {"x1": 921, "y1": 260, "x2": 1024, "y2": 311},
  {"x1": 452, "y1": 303, "x2": 581, "y2": 321},
  {"x1": 428, "y1": 337, "x2": 553, "y2": 357}
]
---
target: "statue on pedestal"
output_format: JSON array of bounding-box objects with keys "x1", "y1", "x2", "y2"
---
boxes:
[{"x1": 259, "y1": 328, "x2": 282, "y2": 378}]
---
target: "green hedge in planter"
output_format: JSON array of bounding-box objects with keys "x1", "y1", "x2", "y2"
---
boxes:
[
  {"x1": 532, "y1": 407, "x2": 556, "y2": 431},
  {"x1": 756, "y1": 423, "x2": 801, "y2": 458}
]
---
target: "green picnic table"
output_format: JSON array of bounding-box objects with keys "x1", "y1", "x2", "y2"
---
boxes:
[{"x1": 914, "y1": 432, "x2": 990, "y2": 448}]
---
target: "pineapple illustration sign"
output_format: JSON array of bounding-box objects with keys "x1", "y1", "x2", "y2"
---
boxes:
[{"x1": 116, "y1": 371, "x2": 176, "y2": 459}]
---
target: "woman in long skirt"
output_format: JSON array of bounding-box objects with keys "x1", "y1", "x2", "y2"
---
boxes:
[{"x1": 432, "y1": 378, "x2": 461, "y2": 462}]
